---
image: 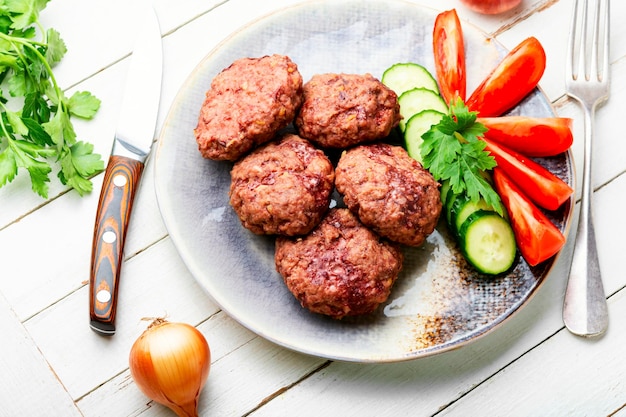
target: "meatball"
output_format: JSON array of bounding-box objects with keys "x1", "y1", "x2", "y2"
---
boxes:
[
  {"x1": 229, "y1": 134, "x2": 334, "y2": 236},
  {"x1": 195, "y1": 54, "x2": 303, "y2": 161},
  {"x1": 335, "y1": 143, "x2": 442, "y2": 246},
  {"x1": 294, "y1": 73, "x2": 401, "y2": 148},
  {"x1": 275, "y1": 208, "x2": 403, "y2": 319}
]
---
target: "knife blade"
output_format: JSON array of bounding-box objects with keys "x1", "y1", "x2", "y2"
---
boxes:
[{"x1": 89, "y1": 5, "x2": 162, "y2": 335}]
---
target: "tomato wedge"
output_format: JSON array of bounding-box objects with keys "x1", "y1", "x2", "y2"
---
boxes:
[
  {"x1": 482, "y1": 137, "x2": 573, "y2": 211},
  {"x1": 492, "y1": 168, "x2": 565, "y2": 266},
  {"x1": 466, "y1": 37, "x2": 546, "y2": 117},
  {"x1": 478, "y1": 116, "x2": 573, "y2": 157},
  {"x1": 433, "y1": 9, "x2": 466, "y2": 104}
]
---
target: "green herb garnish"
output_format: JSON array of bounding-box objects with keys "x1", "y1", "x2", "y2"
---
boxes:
[
  {"x1": 420, "y1": 98, "x2": 503, "y2": 215},
  {"x1": 0, "y1": 0, "x2": 103, "y2": 198}
]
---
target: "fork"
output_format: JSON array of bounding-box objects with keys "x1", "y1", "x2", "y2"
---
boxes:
[{"x1": 562, "y1": 0, "x2": 610, "y2": 337}]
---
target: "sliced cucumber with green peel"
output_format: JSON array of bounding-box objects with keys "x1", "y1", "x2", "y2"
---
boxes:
[
  {"x1": 444, "y1": 187, "x2": 459, "y2": 227},
  {"x1": 381, "y1": 61, "x2": 516, "y2": 275},
  {"x1": 450, "y1": 194, "x2": 496, "y2": 236},
  {"x1": 382, "y1": 62, "x2": 439, "y2": 96},
  {"x1": 404, "y1": 110, "x2": 445, "y2": 163},
  {"x1": 459, "y1": 210, "x2": 516, "y2": 275},
  {"x1": 397, "y1": 88, "x2": 448, "y2": 131}
]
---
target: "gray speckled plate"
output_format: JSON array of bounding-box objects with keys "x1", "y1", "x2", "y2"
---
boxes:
[{"x1": 154, "y1": 0, "x2": 574, "y2": 362}]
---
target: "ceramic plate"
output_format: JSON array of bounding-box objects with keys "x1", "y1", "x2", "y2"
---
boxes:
[{"x1": 154, "y1": 0, "x2": 574, "y2": 362}]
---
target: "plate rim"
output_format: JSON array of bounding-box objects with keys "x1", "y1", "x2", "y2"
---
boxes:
[{"x1": 153, "y1": 0, "x2": 575, "y2": 363}]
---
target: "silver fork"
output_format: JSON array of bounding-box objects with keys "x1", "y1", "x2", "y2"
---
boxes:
[{"x1": 562, "y1": 0, "x2": 610, "y2": 337}]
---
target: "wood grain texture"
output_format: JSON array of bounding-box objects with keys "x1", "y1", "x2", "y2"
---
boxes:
[
  {"x1": 437, "y1": 287, "x2": 626, "y2": 416},
  {"x1": 90, "y1": 155, "x2": 144, "y2": 333},
  {"x1": 0, "y1": 293, "x2": 81, "y2": 416},
  {"x1": 0, "y1": 0, "x2": 624, "y2": 415},
  {"x1": 25, "y1": 237, "x2": 220, "y2": 400}
]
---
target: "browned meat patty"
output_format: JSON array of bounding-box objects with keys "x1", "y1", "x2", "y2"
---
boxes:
[
  {"x1": 229, "y1": 134, "x2": 334, "y2": 236},
  {"x1": 275, "y1": 208, "x2": 403, "y2": 319},
  {"x1": 195, "y1": 54, "x2": 303, "y2": 161},
  {"x1": 294, "y1": 73, "x2": 401, "y2": 148},
  {"x1": 335, "y1": 143, "x2": 442, "y2": 246}
]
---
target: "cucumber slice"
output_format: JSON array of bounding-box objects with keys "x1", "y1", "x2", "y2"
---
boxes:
[
  {"x1": 382, "y1": 63, "x2": 439, "y2": 96},
  {"x1": 444, "y1": 188, "x2": 459, "y2": 227},
  {"x1": 404, "y1": 110, "x2": 445, "y2": 163},
  {"x1": 398, "y1": 88, "x2": 448, "y2": 131},
  {"x1": 450, "y1": 195, "x2": 495, "y2": 236},
  {"x1": 459, "y1": 210, "x2": 516, "y2": 275}
]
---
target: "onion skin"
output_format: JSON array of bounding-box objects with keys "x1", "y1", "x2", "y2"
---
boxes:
[{"x1": 129, "y1": 319, "x2": 210, "y2": 417}]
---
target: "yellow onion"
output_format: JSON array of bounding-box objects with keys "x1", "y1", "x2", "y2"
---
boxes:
[{"x1": 129, "y1": 318, "x2": 211, "y2": 417}]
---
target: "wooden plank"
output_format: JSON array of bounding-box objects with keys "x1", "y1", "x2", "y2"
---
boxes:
[
  {"x1": 198, "y1": 337, "x2": 324, "y2": 417},
  {"x1": 76, "y1": 311, "x2": 258, "y2": 416},
  {"x1": 238, "y1": 171, "x2": 626, "y2": 416},
  {"x1": 40, "y1": 0, "x2": 228, "y2": 90},
  {"x1": 3, "y1": 1, "x2": 624, "y2": 417},
  {"x1": 0, "y1": 54, "x2": 172, "y2": 319},
  {"x1": 497, "y1": 0, "x2": 626, "y2": 194},
  {"x1": 78, "y1": 311, "x2": 326, "y2": 416},
  {"x1": 556, "y1": 58, "x2": 626, "y2": 202},
  {"x1": 496, "y1": 5, "x2": 626, "y2": 197},
  {"x1": 0, "y1": 58, "x2": 125, "y2": 229},
  {"x1": 0, "y1": 176, "x2": 103, "y2": 320},
  {"x1": 0, "y1": 292, "x2": 81, "y2": 416},
  {"x1": 0, "y1": 151, "x2": 168, "y2": 322},
  {"x1": 0, "y1": 0, "x2": 226, "y2": 229},
  {"x1": 240, "y1": 241, "x2": 574, "y2": 416},
  {"x1": 0, "y1": 0, "x2": 590, "y2": 231},
  {"x1": 590, "y1": 55, "x2": 626, "y2": 189},
  {"x1": 437, "y1": 291, "x2": 626, "y2": 416},
  {"x1": 24, "y1": 237, "x2": 220, "y2": 400},
  {"x1": 434, "y1": 173, "x2": 626, "y2": 415}
]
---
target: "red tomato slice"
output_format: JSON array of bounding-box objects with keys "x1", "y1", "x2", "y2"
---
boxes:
[
  {"x1": 482, "y1": 137, "x2": 573, "y2": 211},
  {"x1": 478, "y1": 116, "x2": 573, "y2": 157},
  {"x1": 492, "y1": 168, "x2": 566, "y2": 266},
  {"x1": 433, "y1": 9, "x2": 466, "y2": 104},
  {"x1": 466, "y1": 37, "x2": 546, "y2": 117}
]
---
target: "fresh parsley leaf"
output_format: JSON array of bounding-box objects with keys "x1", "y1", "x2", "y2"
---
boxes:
[
  {"x1": 24, "y1": 46, "x2": 47, "y2": 87},
  {"x1": 421, "y1": 98, "x2": 503, "y2": 214},
  {"x1": 6, "y1": 0, "x2": 50, "y2": 30},
  {"x1": 68, "y1": 141, "x2": 103, "y2": 177},
  {"x1": 67, "y1": 91, "x2": 101, "y2": 119},
  {"x1": 0, "y1": 52, "x2": 17, "y2": 68},
  {"x1": 14, "y1": 138, "x2": 56, "y2": 158},
  {"x1": 0, "y1": 0, "x2": 102, "y2": 198},
  {"x1": 22, "y1": 116, "x2": 52, "y2": 145},
  {"x1": 0, "y1": 148, "x2": 18, "y2": 187},
  {"x1": 10, "y1": 139, "x2": 52, "y2": 197},
  {"x1": 58, "y1": 141, "x2": 103, "y2": 196},
  {"x1": 0, "y1": 16, "x2": 12, "y2": 34},
  {"x1": 42, "y1": 108, "x2": 76, "y2": 149},
  {"x1": 6, "y1": 109, "x2": 28, "y2": 135},
  {"x1": 24, "y1": 152, "x2": 51, "y2": 196},
  {"x1": 45, "y1": 28, "x2": 65, "y2": 65},
  {"x1": 7, "y1": 62, "x2": 27, "y2": 96}
]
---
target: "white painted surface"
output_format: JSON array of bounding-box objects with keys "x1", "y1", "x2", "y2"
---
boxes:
[{"x1": 1, "y1": 0, "x2": 624, "y2": 415}]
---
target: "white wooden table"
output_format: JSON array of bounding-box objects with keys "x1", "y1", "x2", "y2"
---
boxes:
[{"x1": 1, "y1": 0, "x2": 625, "y2": 415}]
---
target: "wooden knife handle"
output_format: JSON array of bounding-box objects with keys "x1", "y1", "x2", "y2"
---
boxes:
[{"x1": 89, "y1": 155, "x2": 144, "y2": 335}]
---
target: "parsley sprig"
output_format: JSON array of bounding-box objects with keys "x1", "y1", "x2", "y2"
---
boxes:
[
  {"x1": 420, "y1": 98, "x2": 503, "y2": 215},
  {"x1": 0, "y1": 0, "x2": 103, "y2": 198}
]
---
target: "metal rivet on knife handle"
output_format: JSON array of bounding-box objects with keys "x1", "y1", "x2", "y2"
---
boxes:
[{"x1": 89, "y1": 155, "x2": 144, "y2": 335}]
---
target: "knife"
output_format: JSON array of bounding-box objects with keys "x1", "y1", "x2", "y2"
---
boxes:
[{"x1": 89, "y1": 5, "x2": 162, "y2": 335}]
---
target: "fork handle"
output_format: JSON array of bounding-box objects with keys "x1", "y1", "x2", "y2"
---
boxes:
[{"x1": 562, "y1": 103, "x2": 609, "y2": 337}]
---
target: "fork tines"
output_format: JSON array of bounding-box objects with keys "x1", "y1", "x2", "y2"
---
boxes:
[{"x1": 568, "y1": 0, "x2": 610, "y2": 83}]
